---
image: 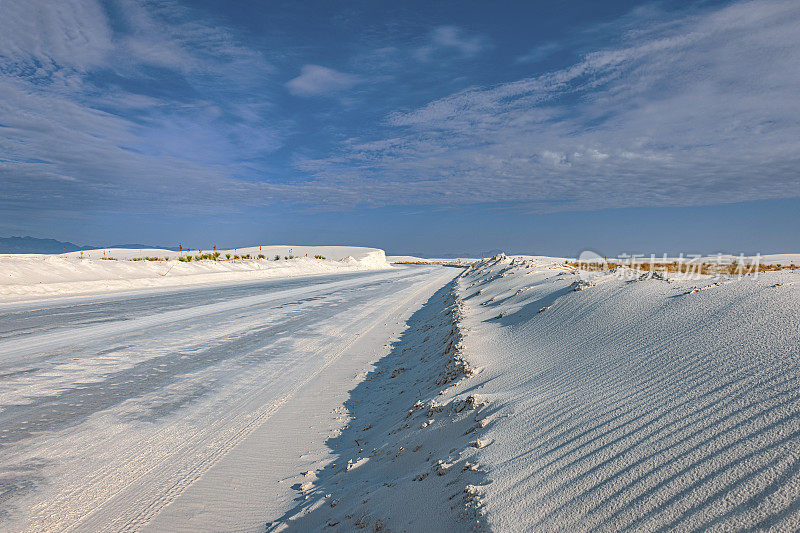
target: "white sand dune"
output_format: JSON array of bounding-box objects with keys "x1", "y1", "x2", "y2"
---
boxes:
[
  {"x1": 3, "y1": 251, "x2": 799, "y2": 531},
  {"x1": 443, "y1": 254, "x2": 800, "y2": 531},
  {"x1": 0, "y1": 245, "x2": 389, "y2": 304}
]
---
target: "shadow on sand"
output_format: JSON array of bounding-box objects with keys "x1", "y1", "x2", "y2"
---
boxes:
[{"x1": 268, "y1": 280, "x2": 495, "y2": 532}]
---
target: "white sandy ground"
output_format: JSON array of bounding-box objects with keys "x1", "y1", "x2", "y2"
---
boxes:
[
  {"x1": 272, "y1": 253, "x2": 800, "y2": 531},
  {"x1": 0, "y1": 265, "x2": 458, "y2": 532},
  {"x1": 450, "y1": 254, "x2": 800, "y2": 531},
  {"x1": 387, "y1": 256, "x2": 477, "y2": 264},
  {"x1": 3, "y1": 250, "x2": 800, "y2": 531},
  {"x1": 0, "y1": 245, "x2": 390, "y2": 304}
]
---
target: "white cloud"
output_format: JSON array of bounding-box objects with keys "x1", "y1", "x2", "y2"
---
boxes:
[
  {"x1": 286, "y1": 65, "x2": 361, "y2": 97},
  {"x1": 291, "y1": 0, "x2": 800, "y2": 211},
  {"x1": 516, "y1": 42, "x2": 562, "y2": 64},
  {"x1": 2, "y1": 0, "x2": 799, "y2": 217},
  {"x1": 0, "y1": 0, "x2": 281, "y2": 215},
  {"x1": 0, "y1": 0, "x2": 113, "y2": 77},
  {"x1": 415, "y1": 25, "x2": 487, "y2": 61}
]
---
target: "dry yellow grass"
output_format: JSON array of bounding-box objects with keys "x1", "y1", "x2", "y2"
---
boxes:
[{"x1": 564, "y1": 260, "x2": 798, "y2": 276}]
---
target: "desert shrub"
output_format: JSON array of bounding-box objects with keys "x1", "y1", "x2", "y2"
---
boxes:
[
  {"x1": 274, "y1": 255, "x2": 281, "y2": 260},
  {"x1": 234, "y1": 255, "x2": 240, "y2": 260},
  {"x1": 314, "y1": 254, "x2": 325, "y2": 260},
  {"x1": 100, "y1": 257, "x2": 117, "y2": 261},
  {"x1": 258, "y1": 254, "x2": 265, "y2": 259},
  {"x1": 225, "y1": 254, "x2": 231, "y2": 260},
  {"x1": 242, "y1": 254, "x2": 251, "y2": 259}
]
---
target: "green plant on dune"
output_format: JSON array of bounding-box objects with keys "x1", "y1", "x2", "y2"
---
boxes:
[{"x1": 274, "y1": 255, "x2": 281, "y2": 260}]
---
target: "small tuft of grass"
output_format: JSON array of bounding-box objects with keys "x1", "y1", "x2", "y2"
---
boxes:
[
  {"x1": 313, "y1": 254, "x2": 325, "y2": 260},
  {"x1": 274, "y1": 255, "x2": 281, "y2": 260}
]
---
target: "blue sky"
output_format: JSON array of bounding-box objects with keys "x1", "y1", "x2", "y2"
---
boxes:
[{"x1": 1, "y1": 0, "x2": 798, "y2": 256}]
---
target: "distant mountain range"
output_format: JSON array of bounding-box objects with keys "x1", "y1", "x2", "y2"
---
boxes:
[{"x1": 0, "y1": 236, "x2": 178, "y2": 254}]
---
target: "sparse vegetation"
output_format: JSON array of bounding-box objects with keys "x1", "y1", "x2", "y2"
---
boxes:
[
  {"x1": 233, "y1": 255, "x2": 240, "y2": 260},
  {"x1": 564, "y1": 259, "x2": 799, "y2": 277},
  {"x1": 226, "y1": 254, "x2": 231, "y2": 260},
  {"x1": 313, "y1": 254, "x2": 326, "y2": 260},
  {"x1": 258, "y1": 254, "x2": 265, "y2": 259},
  {"x1": 274, "y1": 255, "x2": 281, "y2": 260}
]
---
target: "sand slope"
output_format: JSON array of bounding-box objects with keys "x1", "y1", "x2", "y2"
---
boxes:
[
  {"x1": 451, "y1": 254, "x2": 800, "y2": 530},
  {"x1": 0, "y1": 245, "x2": 389, "y2": 303}
]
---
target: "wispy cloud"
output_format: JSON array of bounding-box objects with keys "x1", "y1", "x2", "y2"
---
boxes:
[
  {"x1": 2, "y1": 0, "x2": 799, "y2": 222},
  {"x1": 285, "y1": 65, "x2": 361, "y2": 97},
  {"x1": 293, "y1": 0, "x2": 800, "y2": 211},
  {"x1": 0, "y1": 0, "x2": 113, "y2": 74},
  {"x1": 414, "y1": 25, "x2": 488, "y2": 62},
  {"x1": 0, "y1": 0, "x2": 280, "y2": 215},
  {"x1": 515, "y1": 41, "x2": 562, "y2": 64}
]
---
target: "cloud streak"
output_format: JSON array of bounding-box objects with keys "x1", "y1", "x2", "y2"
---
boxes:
[
  {"x1": 0, "y1": 0, "x2": 280, "y2": 215},
  {"x1": 414, "y1": 25, "x2": 488, "y2": 61},
  {"x1": 293, "y1": 0, "x2": 800, "y2": 212},
  {"x1": 286, "y1": 65, "x2": 361, "y2": 96},
  {"x1": 1, "y1": 0, "x2": 799, "y2": 221}
]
